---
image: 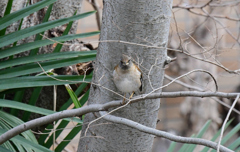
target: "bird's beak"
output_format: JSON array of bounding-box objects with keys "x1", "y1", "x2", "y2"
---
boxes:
[{"x1": 121, "y1": 62, "x2": 128, "y2": 66}]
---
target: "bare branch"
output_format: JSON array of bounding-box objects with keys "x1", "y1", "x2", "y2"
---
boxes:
[
  {"x1": 217, "y1": 95, "x2": 240, "y2": 152},
  {"x1": 183, "y1": 51, "x2": 240, "y2": 74},
  {"x1": 172, "y1": 0, "x2": 240, "y2": 21},
  {"x1": 211, "y1": 97, "x2": 240, "y2": 116},
  {"x1": 164, "y1": 74, "x2": 204, "y2": 91},
  {"x1": 201, "y1": 8, "x2": 240, "y2": 45},
  {"x1": 87, "y1": 0, "x2": 101, "y2": 30},
  {"x1": 1, "y1": 91, "x2": 240, "y2": 144},
  {"x1": 173, "y1": 7, "x2": 240, "y2": 22},
  {"x1": 99, "y1": 111, "x2": 233, "y2": 152},
  {"x1": 172, "y1": 0, "x2": 213, "y2": 9},
  {"x1": 38, "y1": 34, "x2": 240, "y2": 74},
  {"x1": 209, "y1": 0, "x2": 240, "y2": 7},
  {"x1": 164, "y1": 75, "x2": 240, "y2": 115},
  {"x1": 148, "y1": 69, "x2": 218, "y2": 94},
  {"x1": 0, "y1": 102, "x2": 120, "y2": 145},
  {"x1": 136, "y1": 91, "x2": 239, "y2": 100}
]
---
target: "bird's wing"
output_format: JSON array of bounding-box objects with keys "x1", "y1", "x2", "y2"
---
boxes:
[
  {"x1": 139, "y1": 74, "x2": 143, "y2": 91},
  {"x1": 135, "y1": 65, "x2": 142, "y2": 92},
  {"x1": 113, "y1": 65, "x2": 118, "y2": 77}
]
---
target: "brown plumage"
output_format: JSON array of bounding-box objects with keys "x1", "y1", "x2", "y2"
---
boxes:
[{"x1": 113, "y1": 54, "x2": 142, "y2": 103}]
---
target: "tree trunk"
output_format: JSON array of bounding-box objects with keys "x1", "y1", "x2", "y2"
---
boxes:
[
  {"x1": 0, "y1": 0, "x2": 8, "y2": 18},
  {"x1": 78, "y1": 0, "x2": 173, "y2": 151}
]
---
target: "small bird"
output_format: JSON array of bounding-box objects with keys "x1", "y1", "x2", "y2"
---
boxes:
[{"x1": 113, "y1": 54, "x2": 142, "y2": 104}]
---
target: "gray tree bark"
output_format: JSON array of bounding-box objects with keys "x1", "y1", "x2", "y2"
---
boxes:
[
  {"x1": 78, "y1": 0, "x2": 173, "y2": 151},
  {"x1": 0, "y1": 0, "x2": 8, "y2": 17}
]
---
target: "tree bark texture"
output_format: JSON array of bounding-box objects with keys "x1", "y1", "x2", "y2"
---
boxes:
[
  {"x1": 78, "y1": 0, "x2": 173, "y2": 151},
  {"x1": 0, "y1": 0, "x2": 8, "y2": 18}
]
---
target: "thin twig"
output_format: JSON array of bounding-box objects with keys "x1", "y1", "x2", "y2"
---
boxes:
[
  {"x1": 164, "y1": 74, "x2": 203, "y2": 91},
  {"x1": 39, "y1": 34, "x2": 240, "y2": 74},
  {"x1": 173, "y1": 7, "x2": 240, "y2": 22},
  {"x1": 217, "y1": 95, "x2": 240, "y2": 152},
  {"x1": 145, "y1": 69, "x2": 218, "y2": 98},
  {"x1": 202, "y1": 8, "x2": 240, "y2": 45},
  {"x1": 87, "y1": 0, "x2": 101, "y2": 30},
  {"x1": 53, "y1": 85, "x2": 57, "y2": 150},
  {"x1": 165, "y1": 74, "x2": 240, "y2": 116}
]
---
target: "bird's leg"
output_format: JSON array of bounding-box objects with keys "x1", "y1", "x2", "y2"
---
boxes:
[
  {"x1": 129, "y1": 91, "x2": 134, "y2": 99},
  {"x1": 122, "y1": 93, "x2": 126, "y2": 105}
]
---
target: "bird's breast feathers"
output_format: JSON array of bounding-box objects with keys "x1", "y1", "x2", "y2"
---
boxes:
[{"x1": 113, "y1": 65, "x2": 141, "y2": 93}]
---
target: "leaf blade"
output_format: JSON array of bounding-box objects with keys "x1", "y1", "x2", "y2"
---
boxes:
[
  {"x1": 0, "y1": 53, "x2": 96, "y2": 79},
  {"x1": 0, "y1": 32, "x2": 100, "y2": 59},
  {"x1": 0, "y1": 0, "x2": 57, "y2": 30},
  {"x1": 0, "y1": 11, "x2": 96, "y2": 48},
  {"x1": 0, "y1": 51, "x2": 95, "y2": 69},
  {"x1": 0, "y1": 99, "x2": 83, "y2": 123}
]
